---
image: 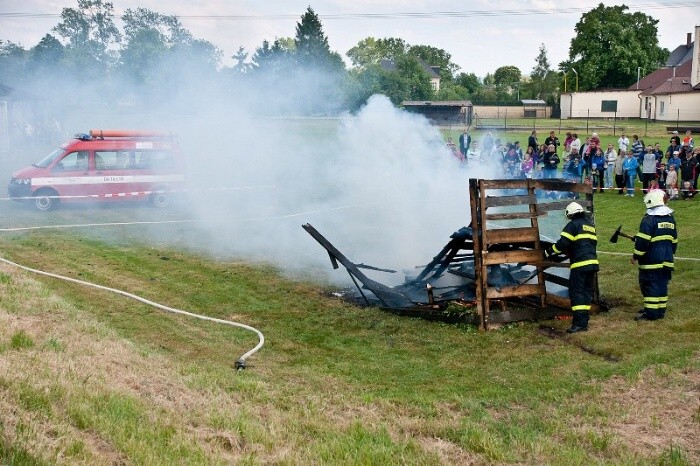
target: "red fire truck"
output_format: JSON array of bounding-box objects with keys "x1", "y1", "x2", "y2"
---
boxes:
[{"x1": 8, "y1": 130, "x2": 186, "y2": 211}]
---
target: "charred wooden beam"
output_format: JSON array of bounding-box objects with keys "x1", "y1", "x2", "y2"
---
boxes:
[{"x1": 302, "y1": 224, "x2": 415, "y2": 309}]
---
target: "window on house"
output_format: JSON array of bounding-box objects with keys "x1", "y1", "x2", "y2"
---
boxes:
[
  {"x1": 660, "y1": 101, "x2": 665, "y2": 114},
  {"x1": 601, "y1": 100, "x2": 618, "y2": 112}
]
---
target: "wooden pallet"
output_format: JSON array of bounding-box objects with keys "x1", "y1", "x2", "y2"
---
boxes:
[{"x1": 469, "y1": 178, "x2": 596, "y2": 330}]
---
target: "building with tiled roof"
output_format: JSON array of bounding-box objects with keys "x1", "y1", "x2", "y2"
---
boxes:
[
  {"x1": 632, "y1": 30, "x2": 700, "y2": 121},
  {"x1": 561, "y1": 26, "x2": 700, "y2": 122}
]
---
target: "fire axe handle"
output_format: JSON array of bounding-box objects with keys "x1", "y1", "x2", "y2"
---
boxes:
[{"x1": 610, "y1": 225, "x2": 636, "y2": 243}]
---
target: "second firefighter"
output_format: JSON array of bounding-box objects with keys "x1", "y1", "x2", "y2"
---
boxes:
[{"x1": 545, "y1": 202, "x2": 599, "y2": 333}]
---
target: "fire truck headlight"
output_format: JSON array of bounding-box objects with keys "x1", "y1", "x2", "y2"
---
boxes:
[{"x1": 12, "y1": 178, "x2": 31, "y2": 185}]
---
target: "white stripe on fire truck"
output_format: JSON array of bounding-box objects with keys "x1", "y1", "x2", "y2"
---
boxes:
[{"x1": 30, "y1": 174, "x2": 185, "y2": 186}]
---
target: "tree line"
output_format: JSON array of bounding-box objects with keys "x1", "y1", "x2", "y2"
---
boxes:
[{"x1": 0, "y1": 1, "x2": 669, "y2": 115}]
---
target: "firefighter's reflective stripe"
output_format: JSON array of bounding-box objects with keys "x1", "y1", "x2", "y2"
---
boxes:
[
  {"x1": 633, "y1": 249, "x2": 646, "y2": 256},
  {"x1": 643, "y1": 296, "x2": 666, "y2": 309},
  {"x1": 570, "y1": 259, "x2": 599, "y2": 269},
  {"x1": 571, "y1": 304, "x2": 591, "y2": 311},
  {"x1": 636, "y1": 232, "x2": 652, "y2": 240},
  {"x1": 651, "y1": 235, "x2": 676, "y2": 242},
  {"x1": 639, "y1": 262, "x2": 675, "y2": 270},
  {"x1": 561, "y1": 232, "x2": 598, "y2": 242},
  {"x1": 552, "y1": 216, "x2": 598, "y2": 273},
  {"x1": 643, "y1": 296, "x2": 669, "y2": 309}
]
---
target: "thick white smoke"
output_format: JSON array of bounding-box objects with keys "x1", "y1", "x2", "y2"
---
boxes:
[
  {"x1": 5, "y1": 62, "x2": 501, "y2": 287},
  {"x1": 171, "y1": 94, "x2": 497, "y2": 284}
]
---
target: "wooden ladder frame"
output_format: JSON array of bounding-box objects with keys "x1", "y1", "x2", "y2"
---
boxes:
[{"x1": 469, "y1": 178, "x2": 594, "y2": 330}]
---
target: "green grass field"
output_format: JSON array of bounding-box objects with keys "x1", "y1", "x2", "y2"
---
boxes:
[{"x1": 0, "y1": 120, "x2": 698, "y2": 465}]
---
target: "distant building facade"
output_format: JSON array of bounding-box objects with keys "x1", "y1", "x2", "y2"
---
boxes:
[
  {"x1": 401, "y1": 100, "x2": 473, "y2": 125},
  {"x1": 561, "y1": 26, "x2": 700, "y2": 121}
]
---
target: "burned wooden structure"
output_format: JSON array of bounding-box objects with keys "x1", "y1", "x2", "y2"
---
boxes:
[
  {"x1": 303, "y1": 178, "x2": 604, "y2": 329},
  {"x1": 469, "y1": 178, "x2": 601, "y2": 330}
]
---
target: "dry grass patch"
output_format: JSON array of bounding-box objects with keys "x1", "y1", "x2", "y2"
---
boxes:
[
  {"x1": 576, "y1": 359, "x2": 700, "y2": 463},
  {"x1": 0, "y1": 263, "x2": 262, "y2": 463}
]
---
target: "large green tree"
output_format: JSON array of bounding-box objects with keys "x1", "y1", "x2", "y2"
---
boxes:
[
  {"x1": 525, "y1": 43, "x2": 560, "y2": 102},
  {"x1": 346, "y1": 37, "x2": 467, "y2": 103},
  {"x1": 26, "y1": 34, "x2": 65, "y2": 81},
  {"x1": 408, "y1": 44, "x2": 459, "y2": 81},
  {"x1": 0, "y1": 41, "x2": 28, "y2": 86},
  {"x1": 230, "y1": 46, "x2": 250, "y2": 74},
  {"x1": 251, "y1": 38, "x2": 295, "y2": 74},
  {"x1": 53, "y1": 0, "x2": 121, "y2": 79},
  {"x1": 348, "y1": 56, "x2": 433, "y2": 107},
  {"x1": 346, "y1": 37, "x2": 459, "y2": 80},
  {"x1": 294, "y1": 6, "x2": 344, "y2": 71},
  {"x1": 455, "y1": 72, "x2": 481, "y2": 95},
  {"x1": 493, "y1": 65, "x2": 522, "y2": 86},
  {"x1": 560, "y1": 3, "x2": 668, "y2": 90},
  {"x1": 121, "y1": 7, "x2": 190, "y2": 46},
  {"x1": 118, "y1": 7, "x2": 221, "y2": 103},
  {"x1": 119, "y1": 8, "x2": 174, "y2": 85},
  {"x1": 346, "y1": 37, "x2": 408, "y2": 68}
]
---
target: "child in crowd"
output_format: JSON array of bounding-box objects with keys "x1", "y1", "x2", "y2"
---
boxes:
[
  {"x1": 682, "y1": 180, "x2": 695, "y2": 200},
  {"x1": 682, "y1": 130, "x2": 694, "y2": 149},
  {"x1": 666, "y1": 164, "x2": 678, "y2": 200},
  {"x1": 656, "y1": 162, "x2": 667, "y2": 190},
  {"x1": 502, "y1": 147, "x2": 520, "y2": 178},
  {"x1": 520, "y1": 151, "x2": 534, "y2": 178}
]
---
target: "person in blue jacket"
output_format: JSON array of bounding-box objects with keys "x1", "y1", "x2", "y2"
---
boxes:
[
  {"x1": 590, "y1": 147, "x2": 606, "y2": 193},
  {"x1": 622, "y1": 151, "x2": 639, "y2": 196},
  {"x1": 632, "y1": 190, "x2": 678, "y2": 321}
]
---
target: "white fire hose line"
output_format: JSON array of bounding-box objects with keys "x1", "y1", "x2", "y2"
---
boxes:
[
  {"x1": 0, "y1": 219, "x2": 197, "y2": 232},
  {"x1": 0, "y1": 256, "x2": 264, "y2": 370},
  {"x1": 597, "y1": 250, "x2": 700, "y2": 261},
  {"x1": 0, "y1": 201, "x2": 380, "y2": 232},
  {"x1": 539, "y1": 233, "x2": 699, "y2": 262}
]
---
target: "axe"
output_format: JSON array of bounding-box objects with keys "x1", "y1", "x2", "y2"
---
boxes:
[{"x1": 610, "y1": 225, "x2": 635, "y2": 243}]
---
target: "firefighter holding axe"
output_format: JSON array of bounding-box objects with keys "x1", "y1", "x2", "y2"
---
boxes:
[
  {"x1": 545, "y1": 202, "x2": 599, "y2": 333},
  {"x1": 631, "y1": 190, "x2": 678, "y2": 321}
]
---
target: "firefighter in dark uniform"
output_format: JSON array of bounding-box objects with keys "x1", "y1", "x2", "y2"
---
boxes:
[
  {"x1": 632, "y1": 190, "x2": 678, "y2": 321},
  {"x1": 545, "y1": 202, "x2": 599, "y2": 333}
]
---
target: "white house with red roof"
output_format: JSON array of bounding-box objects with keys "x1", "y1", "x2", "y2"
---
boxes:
[{"x1": 561, "y1": 26, "x2": 700, "y2": 121}]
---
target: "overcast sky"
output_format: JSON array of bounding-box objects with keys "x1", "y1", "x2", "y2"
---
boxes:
[{"x1": 1, "y1": 0, "x2": 697, "y2": 78}]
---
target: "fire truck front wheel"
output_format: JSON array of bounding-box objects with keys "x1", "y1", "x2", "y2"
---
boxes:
[
  {"x1": 149, "y1": 188, "x2": 170, "y2": 208},
  {"x1": 33, "y1": 188, "x2": 59, "y2": 211}
]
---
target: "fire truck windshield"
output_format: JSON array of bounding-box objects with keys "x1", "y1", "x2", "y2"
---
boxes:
[{"x1": 33, "y1": 148, "x2": 64, "y2": 168}]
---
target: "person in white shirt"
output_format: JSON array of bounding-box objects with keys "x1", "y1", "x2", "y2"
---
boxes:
[
  {"x1": 618, "y1": 134, "x2": 630, "y2": 152},
  {"x1": 604, "y1": 143, "x2": 617, "y2": 189},
  {"x1": 569, "y1": 133, "x2": 581, "y2": 154},
  {"x1": 466, "y1": 141, "x2": 481, "y2": 161}
]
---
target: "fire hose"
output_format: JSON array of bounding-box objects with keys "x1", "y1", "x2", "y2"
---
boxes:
[{"x1": 0, "y1": 256, "x2": 264, "y2": 370}]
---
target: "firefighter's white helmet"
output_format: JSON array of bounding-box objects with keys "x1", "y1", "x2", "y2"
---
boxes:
[
  {"x1": 565, "y1": 202, "x2": 585, "y2": 219},
  {"x1": 644, "y1": 190, "x2": 666, "y2": 208}
]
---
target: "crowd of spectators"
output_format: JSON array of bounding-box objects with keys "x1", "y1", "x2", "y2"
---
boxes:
[{"x1": 448, "y1": 128, "x2": 698, "y2": 200}]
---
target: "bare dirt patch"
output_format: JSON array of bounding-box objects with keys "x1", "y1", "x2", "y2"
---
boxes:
[{"x1": 594, "y1": 361, "x2": 700, "y2": 461}]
